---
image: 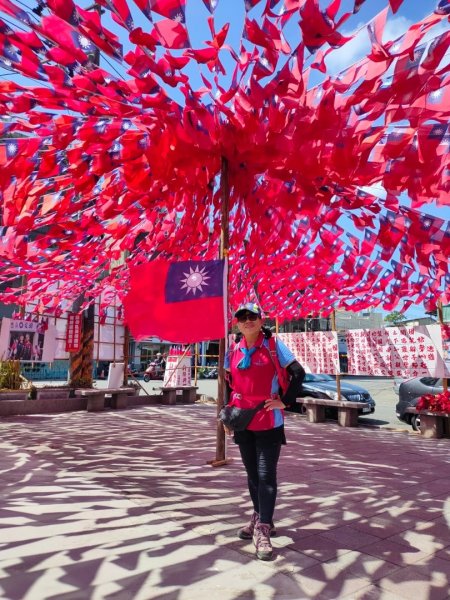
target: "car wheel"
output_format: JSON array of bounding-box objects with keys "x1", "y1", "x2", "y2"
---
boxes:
[{"x1": 411, "y1": 414, "x2": 420, "y2": 431}]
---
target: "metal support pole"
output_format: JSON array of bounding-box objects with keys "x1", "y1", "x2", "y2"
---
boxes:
[
  {"x1": 331, "y1": 310, "x2": 341, "y2": 400},
  {"x1": 113, "y1": 300, "x2": 117, "y2": 364},
  {"x1": 123, "y1": 325, "x2": 130, "y2": 386},
  {"x1": 209, "y1": 156, "x2": 230, "y2": 467},
  {"x1": 194, "y1": 343, "x2": 199, "y2": 386},
  {"x1": 437, "y1": 301, "x2": 448, "y2": 392}
]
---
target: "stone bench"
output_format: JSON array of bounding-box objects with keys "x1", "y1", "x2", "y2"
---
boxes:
[
  {"x1": 161, "y1": 386, "x2": 198, "y2": 405},
  {"x1": 405, "y1": 407, "x2": 450, "y2": 439},
  {"x1": 75, "y1": 388, "x2": 136, "y2": 411},
  {"x1": 299, "y1": 396, "x2": 369, "y2": 427},
  {"x1": 74, "y1": 389, "x2": 106, "y2": 412},
  {"x1": 104, "y1": 387, "x2": 135, "y2": 410}
]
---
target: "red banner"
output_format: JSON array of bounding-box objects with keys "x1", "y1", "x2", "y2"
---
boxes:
[{"x1": 65, "y1": 312, "x2": 82, "y2": 352}]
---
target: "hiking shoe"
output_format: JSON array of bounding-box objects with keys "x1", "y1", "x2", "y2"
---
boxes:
[
  {"x1": 253, "y1": 522, "x2": 273, "y2": 561},
  {"x1": 238, "y1": 511, "x2": 259, "y2": 540},
  {"x1": 238, "y1": 513, "x2": 277, "y2": 540}
]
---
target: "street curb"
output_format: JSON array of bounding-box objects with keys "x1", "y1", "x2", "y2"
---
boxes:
[{"x1": 360, "y1": 423, "x2": 417, "y2": 434}]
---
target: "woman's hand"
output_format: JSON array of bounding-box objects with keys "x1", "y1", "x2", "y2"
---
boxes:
[
  {"x1": 223, "y1": 424, "x2": 233, "y2": 436},
  {"x1": 264, "y1": 396, "x2": 286, "y2": 410}
]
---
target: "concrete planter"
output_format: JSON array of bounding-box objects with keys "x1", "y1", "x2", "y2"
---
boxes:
[
  {"x1": 36, "y1": 388, "x2": 71, "y2": 401},
  {"x1": 0, "y1": 394, "x2": 159, "y2": 416},
  {"x1": 0, "y1": 397, "x2": 87, "y2": 416},
  {"x1": 0, "y1": 390, "x2": 29, "y2": 401}
]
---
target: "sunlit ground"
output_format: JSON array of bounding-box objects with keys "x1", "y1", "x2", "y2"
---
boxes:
[{"x1": 0, "y1": 405, "x2": 449, "y2": 599}]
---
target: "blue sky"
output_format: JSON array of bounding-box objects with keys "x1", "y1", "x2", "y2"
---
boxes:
[{"x1": 72, "y1": 0, "x2": 446, "y2": 83}]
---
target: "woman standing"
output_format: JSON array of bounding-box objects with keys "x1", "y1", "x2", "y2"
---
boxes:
[{"x1": 224, "y1": 302, "x2": 305, "y2": 561}]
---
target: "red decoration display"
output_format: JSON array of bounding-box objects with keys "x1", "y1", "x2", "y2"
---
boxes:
[{"x1": 0, "y1": 1, "x2": 448, "y2": 320}]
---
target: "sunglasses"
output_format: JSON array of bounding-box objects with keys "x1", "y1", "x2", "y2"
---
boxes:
[{"x1": 237, "y1": 313, "x2": 259, "y2": 323}]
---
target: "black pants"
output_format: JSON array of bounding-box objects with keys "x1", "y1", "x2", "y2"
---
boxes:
[{"x1": 238, "y1": 437, "x2": 282, "y2": 525}]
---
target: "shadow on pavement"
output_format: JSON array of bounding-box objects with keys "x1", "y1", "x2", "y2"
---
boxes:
[{"x1": 0, "y1": 405, "x2": 449, "y2": 599}]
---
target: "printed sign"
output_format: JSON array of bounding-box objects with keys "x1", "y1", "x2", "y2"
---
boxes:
[
  {"x1": 278, "y1": 331, "x2": 340, "y2": 374},
  {"x1": 163, "y1": 347, "x2": 191, "y2": 387},
  {"x1": 0, "y1": 318, "x2": 57, "y2": 362},
  {"x1": 347, "y1": 325, "x2": 449, "y2": 377}
]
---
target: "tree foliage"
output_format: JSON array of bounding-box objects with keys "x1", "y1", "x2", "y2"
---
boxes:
[{"x1": 384, "y1": 312, "x2": 407, "y2": 327}]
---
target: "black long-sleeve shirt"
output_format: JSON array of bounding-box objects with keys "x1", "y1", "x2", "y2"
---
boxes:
[{"x1": 280, "y1": 360, "x2": 305, "y2": 407}]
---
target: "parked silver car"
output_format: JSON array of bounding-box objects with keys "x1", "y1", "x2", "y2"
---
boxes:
[{"x1": 396, "y1": 377, "x2": 445, "y2": 431}]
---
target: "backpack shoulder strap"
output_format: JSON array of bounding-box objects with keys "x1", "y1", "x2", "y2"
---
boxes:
[
  {"x1": 225, "y1": 341, "x2": 239, "y2": 387},
  {"x1": 264, "y1": 336, "x2": 290, "y2": 395},
  {"x1": 267, "y1": 336, "x2": 277, "y2": 358}
]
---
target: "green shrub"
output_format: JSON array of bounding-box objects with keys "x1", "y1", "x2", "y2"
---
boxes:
[
  {"x1": 197, "y1": 367, "x2": 207, "y2": 379},
  {"x1": 0, "y1": 360, "x2": 23, "y2": 390}
]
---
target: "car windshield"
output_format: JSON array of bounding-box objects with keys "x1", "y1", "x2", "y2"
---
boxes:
[{"x1": 304, "y1": 374, "x2": 335, "y2": 382}]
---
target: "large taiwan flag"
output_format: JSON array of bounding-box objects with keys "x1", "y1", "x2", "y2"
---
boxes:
[{"x1": 124, "y1": 259, "x2": 226, "y2": 343}]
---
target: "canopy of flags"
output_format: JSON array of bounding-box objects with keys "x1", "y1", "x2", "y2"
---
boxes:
[{"x1": 0, "y1": 0, "x2": 448, "y2": 321}]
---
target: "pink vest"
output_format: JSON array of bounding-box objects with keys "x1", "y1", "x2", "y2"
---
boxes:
[{"x1": 228, "y1": 333, "x2": 282, "y2": 431}]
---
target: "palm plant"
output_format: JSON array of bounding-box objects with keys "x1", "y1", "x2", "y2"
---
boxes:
[{"x1": 0, "y1": 360, "x2": 23, "y2": 390}]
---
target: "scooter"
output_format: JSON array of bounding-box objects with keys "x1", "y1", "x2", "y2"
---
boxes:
[
  {"x1": 204, "y1": 367, "x2": 218, "y2": 379},
  {"x1": 143, "y1": 361, "x2": 164, "y2": 382}
]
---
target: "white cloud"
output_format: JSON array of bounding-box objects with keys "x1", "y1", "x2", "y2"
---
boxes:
[
  {"x1": 358, "y1": 184, "x2": 387, "y2": 200},
  {"x1": 382, "y1": 16, "x2": 411, "y2": 44},
  {"x1": 324, "y1": 16, "x2": 412, "y2": 75},
  {"x1": 324, "y1": 21, "x2": 368, "y2": 74}
]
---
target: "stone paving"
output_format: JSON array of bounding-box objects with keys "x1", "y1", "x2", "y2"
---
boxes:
[{"x1": 0, "y1": 405, "x2": 449, "y2": 600}]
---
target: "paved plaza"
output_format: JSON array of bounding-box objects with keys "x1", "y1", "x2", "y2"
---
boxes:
[{"x1": 1, "y1": 405, "x2": 450, "y2": 600}]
